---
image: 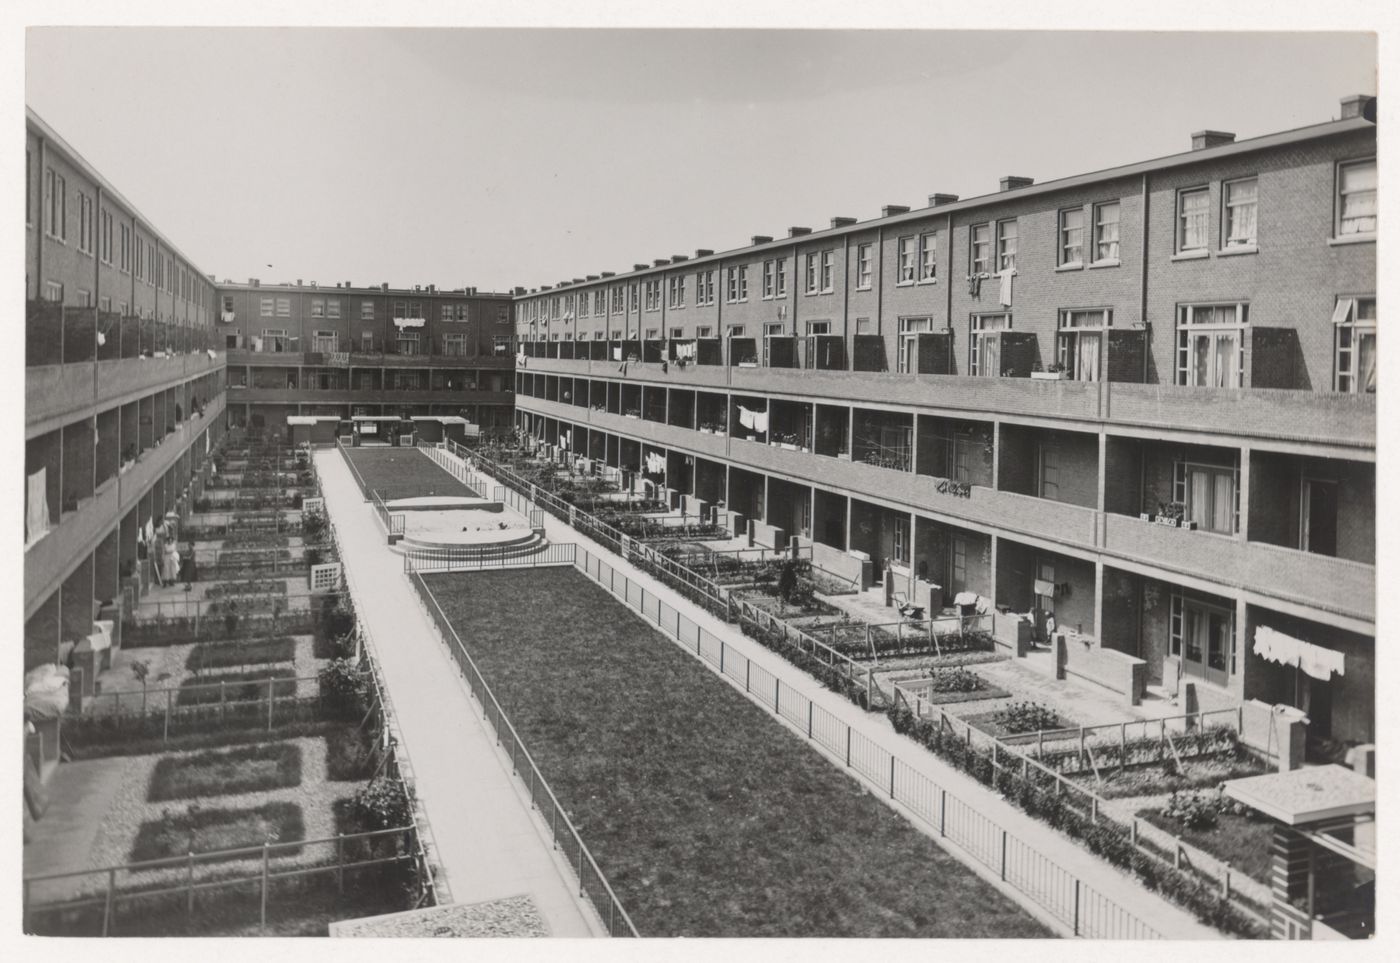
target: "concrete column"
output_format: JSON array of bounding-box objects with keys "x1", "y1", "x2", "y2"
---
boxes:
[
  {"x1": 991, "y1": 421, "x2": 1002, "y2": 489},
  {"x1": 1096, "y1": 430, "x2": 1108, "y2": 512},
  {"x1": 988, "y1": 533, "x2": 999, "y2": 605},
  {"x1": 1092, "y1": 560, "x2": 1105, "y2": 640},
  {"x1": 1238, "y1": 445, "x2": 1252, "y2": 540},
  {"x1": 1233, "y1": 596, "x2": 1250, "y2": 701}
]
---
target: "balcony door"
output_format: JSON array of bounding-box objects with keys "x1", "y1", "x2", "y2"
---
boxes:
[
  {"x1": 948, "y1": 537, "x2": 968, "y2": 599},
  {"x1": 1300, "y1": 478, "x2": 1338, "y2": 557},
  {"x1": 1179, "y1": 463, "x2": 1236, "y2": 534},
  {"x1": 1171, "y1": 595, "x2": 1234, "y2": 689}
]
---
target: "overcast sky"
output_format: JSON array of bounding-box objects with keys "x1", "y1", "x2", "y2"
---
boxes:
[{"x1": 26, "y1": 28, "x2": 1376, "y2": 293}]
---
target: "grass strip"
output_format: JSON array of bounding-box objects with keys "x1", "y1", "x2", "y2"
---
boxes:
[
  {"x1": 130, "y1": 801, "x2": 305, "y2": 862},
  {"x1": 147, "y1": 741, "x2": 302, "y2": 802},
  {"x1": 424, "y1": 567, "x2": 1049, "y2": 939}
]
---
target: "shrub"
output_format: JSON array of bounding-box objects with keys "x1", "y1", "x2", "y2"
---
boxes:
[
  {"x1": 350, "y1": 776, "x2": 413, "y2": 830},
  {"x1": 319, "y1": 658, "x2": 369, "y2": 717},
  {"x1": 325, "y1": 726, "x2": 377, "y2": 781},
  {"x1": 925, "y1": 667, "x2": 985, "y2": 693},
  {"x1": 994, "y1": 701, "x2": 1060, "y2": 734}
]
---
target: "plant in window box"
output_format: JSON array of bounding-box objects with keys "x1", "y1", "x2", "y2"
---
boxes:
[{"x1": 1031, "y1": 361, "x2": 1068, "y2": 381}]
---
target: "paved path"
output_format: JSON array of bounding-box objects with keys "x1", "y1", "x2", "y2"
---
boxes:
[
  {"x1": 457, "y1": 452, "x2": 1222, "y2": 940},
  {"x1": 24, "y1": 757, "x2": 130, "y2": 897},
  {"x1": 316, "y1": 450, "x2": 601, "y2": 937}
]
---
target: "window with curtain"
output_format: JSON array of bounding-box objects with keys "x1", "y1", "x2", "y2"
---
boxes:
[
  {"x1": 970, "y1": 224, "x2": 991, "y2": 275},
  {"x1": 1175, "y1": 460, "x2": 1237, "y2": 534},
  {"x1": 1059, "y1": 208, "x2": 1085, "y2": 265},
  {"x1": 1337, "y1": 158, "x2": 1377, "y2": 237},
  {"x1": 1176, "y1": 302, "x2": 1247, "y2": 387},
  {"x1": 918, "y1": 234, "x2": 937, "y2": 281},
  {"x1": 1057, "y1": 308, "x2": 1111, "y2": 382},
  {"x1": 1335, "y1": 296, "x2": 1376, "y2": 393},
  {"x1": 1094, "y1": 202, "x2": 1121, "y2": 263},
  {"x1": 996, "y1": 220, "x2": 1018, "y2": 271},
  {"x1": 969, "y1": 313, "x2": 1009, "y2": 377},
  {"x1": 897, "y1": 238, "x2": 916, "y2": 284},
  {"x1": 1223, "y1": 178, "x2": 1258, "y2": 248},
  {"x1": 1177, "y1": 188, "x2": 1210, "y2": 251}
]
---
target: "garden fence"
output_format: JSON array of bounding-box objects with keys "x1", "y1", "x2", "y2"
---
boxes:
[
  {"x1": 67, "y1": 673, "x2": 330, "y2": 741},
  {"x1": 401, "y1": 540, "x2": 578, "y2": 573},
  {"x1": 23, "y1": 825, "x2": 417, "y2": 936}
]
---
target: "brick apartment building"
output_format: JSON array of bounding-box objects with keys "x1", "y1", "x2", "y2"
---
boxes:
[
  {"x1": 509, "y1": 96, "x2": 1377, "y2": 747},
  {"x1": 25, "y1": 108, "x2": 227, "y2": 674},
  {"x1": 216, "y1": 279, "x2": 517, "y2": 431}
]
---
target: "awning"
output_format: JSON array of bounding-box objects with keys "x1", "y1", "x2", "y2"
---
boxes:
[{"x1": 1254, "y1": 625, "x2": 1345, "y2": 680}]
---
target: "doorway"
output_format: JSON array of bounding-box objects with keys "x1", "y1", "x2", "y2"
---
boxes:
[{"x1": 1301, "y1": 478, "x2": 1338, "y2": 557}]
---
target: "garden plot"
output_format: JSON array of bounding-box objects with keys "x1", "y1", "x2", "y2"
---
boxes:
[
  {"x1": 423, "y1": 567, "x2": 1049, "y2": 939},
  {"x1": 90, "y1": 635, "x2": 320, "y2": 705}
]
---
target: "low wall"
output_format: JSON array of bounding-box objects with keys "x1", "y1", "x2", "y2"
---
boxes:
[
  {"x1": 1056, "y1": 635, "x2": 1147, "y2": 706},
  {"x1": 1238, "y1": 698, "x2": 1306, "y2": 771},
  {"x1": 992, "y1": 611, "x2": 1032, "y2": 657},
  {"x1": 751, "y1": 520, "x2": 785, "y2": 551},
  {"x1": 807, "y1": 541, "x2": 866, "y2": 589}
]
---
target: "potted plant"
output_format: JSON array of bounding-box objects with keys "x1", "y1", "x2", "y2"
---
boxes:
[{"x1": 1031, "y1": 362, "x2": 1068, "y2": 381}]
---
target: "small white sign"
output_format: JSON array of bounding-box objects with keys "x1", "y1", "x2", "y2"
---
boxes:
[{"x1": 302, "y1": 497, "x2": 325, "y2": 514}]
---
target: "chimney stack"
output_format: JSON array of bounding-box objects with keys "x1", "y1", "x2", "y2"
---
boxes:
[
  {"x1": 653, "y1": 259, "x2": 670, "y2": 267},
  {"x1": 999, "y1": 177, "x2": 1034, "y2": 192},
  {"x1": 695, "y1": 248, "x2": 714, "y2": 257},
  {"x1": 788, "y1": 226, "x2": 812, "y2": 237},
  {"x1": 929, "y1": 193, "x2": 959, "y2": 207},
  {"x1": 751, "y1": 235, "x2": 773, "y2": 246},
  {"x1": 882, "y1": 205, "x2": 910, "y2": 217},
  {"x1": 634, "y1": 264, "x2": 649, "y2": 272},
  {"x1": 1190, "y1": 131, "x2": 1235, "y2": 151},
  {"x1": 1339, "y1": 93, "x2": 1376, "y2": 121},
  {"x1": 296, "y1": 279, "x2": 303, "y2": 287},
  {"x1": 586, "y1": 274, "x2": 599, "y2": 281},
  {"x1": 601, "y1": 271, "x2": 616, "y2": 278},
  {"x1": 670, "y1": 254, "x2": 689, "y2": 262},
  {"x1": 830, "y1": 216, "x2": 857, "y2": 228},
  {"x1": 381, "y1": 282, "x2": 389, "y2": 291}
]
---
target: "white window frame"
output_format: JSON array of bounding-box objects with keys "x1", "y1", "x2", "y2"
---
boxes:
[
  {"x1": 897, "y1": 316, "x2": 933, "y2": 374},
  {"x1": 775, "y1": 258, "x2": 787, "y2": 298},
  {"x1": 260, "y1": 297, "x2": 274, "y2": 318},
  {"x1": 1176, "y1": 186, "x2": 1210, "y2": 253},
  {"x1": 310, "y1": 299, "x2": 326, "y2": 318},
  {"x1": 1093, "y1": 201, "x2": 1121, "y2": 264},
  {"x1": 276, "y1": 298, "x2": 291, "y2": 318},
  {"x1": 1056, "y1": 308, "x2": 1112, "y2": 382},
  {"x1": 1058, "y1": 207, "x2": 1085, "y2": 267},
  {"x1": 918, "y1": 233, "x2": 937, "y2": 283},
  {"x1": 1334, "y1": 295, "x2": 1376, "y2": 394},
  {"x1": 1174, "y1": 459, "x2": 1240, "y2": 536},
  {"x1": 1175, "y1": 302, "x2": 1248, "y2": 388},
  {"x1": 1221, "y1": 177, "x2": 1258, "y2": 249},
  {"x1": 896, "y1": 236, "x2": 916, "y2": 284},
  {"x1": 856, "y1": 243, "x2": 873, "y2": 290},
  {"x1": 805, "y1": 253, "x2": 819, "y2": 294},
  {"x1": 969, "y1": 313, "x2": 1010, "y2": 377},
  {"x1": 995, "y1": 219, "x2": 1018, "y2": 272},
  {"x1": 762, "y1": 260, "x2": 776, "y2": 299},
  {"x1": 1336, "y1": 158, "x2": 1377, "y2": 239},
  {"x1": 820, "y1": 250, "x2": 835, "y2": 292}
]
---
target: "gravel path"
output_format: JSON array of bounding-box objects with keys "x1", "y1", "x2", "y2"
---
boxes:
[{"x1": 330, "y1": 895, "x2": 549, "y2": 937}]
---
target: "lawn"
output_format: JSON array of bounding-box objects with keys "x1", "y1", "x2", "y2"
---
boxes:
[
  {"x1": 343, "y1": 447, "x2": 478, "y2": 499},
  {"x1": 130, "y1": 801, "x2": 305, "y2": 862},
  {"x1": 177, "y1": 669, "x2": 299, "y2": 706},
  {"x1": 148, "y1": 742, "x2": 302, "y2": 801},
  {"x1": 423, "y1": 567, "x2": 1050, "y2": 939},
  {"x1": 186, "y1": 637, "x2": 298, "y2": 672},
  {"x1": 1137, "y1": 809, "x2": 1274, "y2": 884}
]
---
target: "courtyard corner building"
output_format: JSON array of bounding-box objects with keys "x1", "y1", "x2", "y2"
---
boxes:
[{"x1": 509, "y1": 95, "x2": 1377, "y2": 748}]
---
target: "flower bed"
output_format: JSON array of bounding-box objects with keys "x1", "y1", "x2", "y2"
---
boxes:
[
  {"x1": 123, "y1": 609, "x2": 316, "y2": 647},
  {"x1": 885, "y1": 700, "x2": 1265, "y2": 937},
  {"x1": 147, "y1": 742, "x2": 303, "y2": 802},
  {"x1": 963, "y1": 701, "x2": 1074, "y2": 739},
  {"x1": 917, "y1": 667, "x2": 1012, "y2": 704},
  {"x1": 204, "y1": 580, "x2": 288, "y2": 600},
  {"x1": 186, "y1": 637, "x2": 298, "y2": 672},
  {"x1": 129, "y1": 801, "x2": 305, "y2": 862}
]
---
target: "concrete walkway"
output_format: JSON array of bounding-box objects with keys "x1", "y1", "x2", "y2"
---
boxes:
[
  {"x1": 458, "y1": 452, "x2": 1222, "y2": 939},
  {"x1": 315, "y1": 450, "x2": 601, "y2": 938}
]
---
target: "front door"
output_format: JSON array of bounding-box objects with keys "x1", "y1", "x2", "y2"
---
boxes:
[{"x1": 949, "y1": 537, "x2": 968, "y2": 600}]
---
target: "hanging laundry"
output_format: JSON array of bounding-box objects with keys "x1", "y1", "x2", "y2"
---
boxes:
[
  {"x1": 739, "y1": 407, "x2": 755, "y2": 430},
  {"x1": 26, "y1": 469, "x2": 49, "y2": 546},
  {"x1": 751, "y1": 411, "x2": 769, "y2": 434},
  {"x1": 612, "y1": 347, "x2": 623, "y2": 362},
  {"x1": 998, "y1": 269, "x2": 1014, "y2": 307},
  {"x1": 1254, "y1": 626, "x2": 1345, "y2": 680}
]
